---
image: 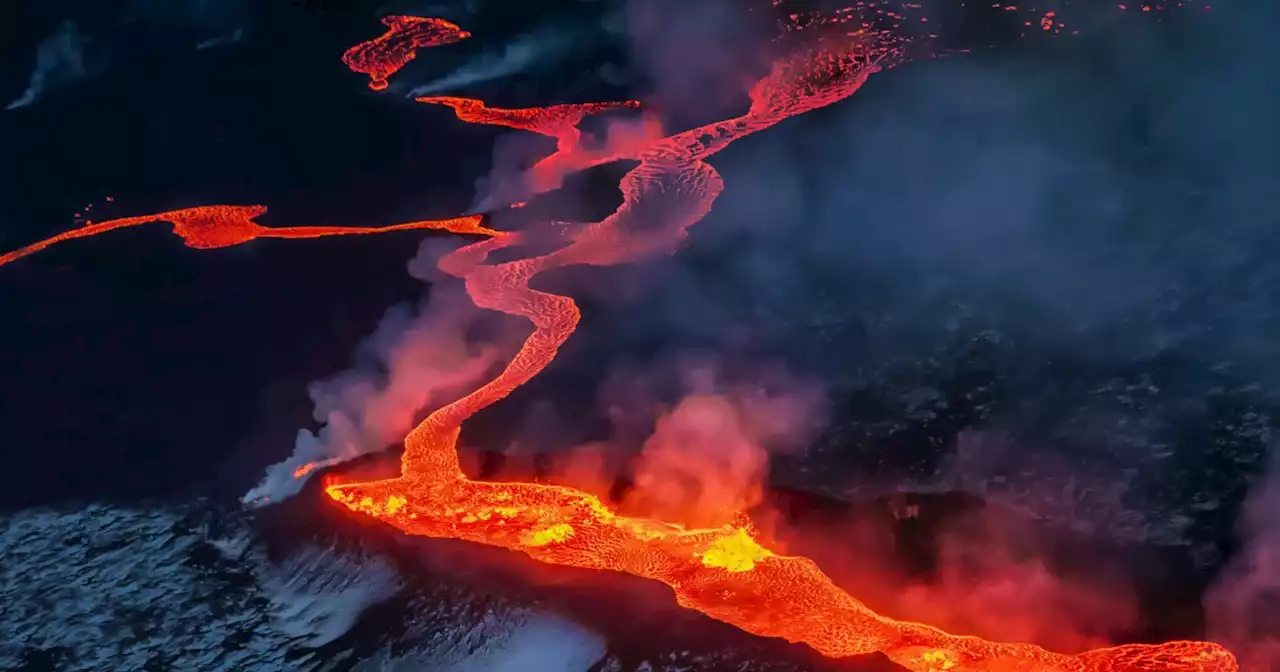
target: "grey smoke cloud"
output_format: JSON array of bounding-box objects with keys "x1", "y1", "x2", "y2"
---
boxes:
[
  {"x1": 404, "y1": 26, "x2": 575, "y2": 97},
  {"x1": 7, "y1": 20, "x2": 89, "y2": 111},
  {"x1": 623, "y1": 0, "x2": 770, "y2": 124},
  {"x1": 610, "y1": 0, "x2": 1278, "y2": 659},
  {"x1": 241, "y1": 7, "x2": 1280, "y2": 664},
  {"x1": 243, "y1": 241, "x2": 511, "y2": 507},
  {"x1": 8, "y1": 0, "x2": 251, "y2": 111},
  {"x1": 399, "y1": 0, "x2": 629, "y2": 100},
  {"x1": 645, "y1": 4, "x2": 1278, "y2": 430},
  {"x1": 619, "y1": 358, "x2": 826, "y2": 527},
  {"x1": 1206, "y1": 452, "x2": 1280, "y2": 670}
]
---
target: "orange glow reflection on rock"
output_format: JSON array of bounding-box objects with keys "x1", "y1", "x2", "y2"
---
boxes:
[
  {"x1": 341, "y1": 15, "x2": 472, "y2": 91},
  {"x1": 326, "y1": 17, "x2": 1239, "y2": 672},
  {"x1": 0, "y1": 204, "x2": 486, "y2": 268}
]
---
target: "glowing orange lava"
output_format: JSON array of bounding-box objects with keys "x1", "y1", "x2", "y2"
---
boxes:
[
  {"x1": 415, "y1": 95, "x2": 656, "y2": 198},
  {"x1": 1, "y1": 3, "x2": 1238, "y2": 669},
  {"x1": 342, "y1": 15, "x2": 472, "y2": 91},
  {"x1": 415, "y1": 97, "x2": 641, "y2": 144},
  {"x1": 0, "y1": 204, "x2": 486, "y2": 269},
  {"x1": 321, "y1": 13, "x2": 1239, "y2": 672}
]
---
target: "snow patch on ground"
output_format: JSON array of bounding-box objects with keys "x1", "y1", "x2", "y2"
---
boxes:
[
  {"x1": 0, "y1": 504, "x2": 291, "y2": 671},
  {"x1": 260, "y1": 543, "x2": 403, "y2": 647},
  {"x1": 0, "y1": 502, "x2": 611, "y2": 671},
  {"x1": 352, "y1": 594, "x2": 607, "y2": 672},
  {"x1": 441, "y1": 612, "x2": 607, "y2": 672}
]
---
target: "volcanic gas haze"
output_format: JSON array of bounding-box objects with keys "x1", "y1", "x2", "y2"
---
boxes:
[{"x1": 319, "y1": 6, "x2": 1236, "y2": 672}]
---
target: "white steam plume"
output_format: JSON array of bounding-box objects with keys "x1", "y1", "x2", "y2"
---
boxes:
[
  {"x1": 242, "y1": 241, "x2": 506, "y2": 507},
  {"x1": 405, "y1": 26, "x2": 573, "y2": 97},
  {"x1": 7, "y1": 20, "x2": 89, "y2": 111}
]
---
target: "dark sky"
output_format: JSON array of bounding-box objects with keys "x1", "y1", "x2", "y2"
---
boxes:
[{"x1": 0, "y1": 1, "x2": 494, "y2": 508}]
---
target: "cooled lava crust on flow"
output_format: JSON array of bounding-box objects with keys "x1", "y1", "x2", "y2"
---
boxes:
[{"x1": 0, "y1": 2, "x2": 1240, "y2": 671}]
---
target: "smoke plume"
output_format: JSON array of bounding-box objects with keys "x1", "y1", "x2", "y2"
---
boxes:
[
  {"x1": 605, "y1": 0, "x2": 1280, "y2": 659},
  {"x1": 242, "y1": 240, "x2": 511, "y2": 506},
  {"x1": 404, "y1": 26, "x2": 573, "y2": 98},
  {"x1": 244, "y1": 1, "x2": 1278, "y2": 662},
  {"x1": 7, "y1": 0, "x2": 251, "y2": 111},
  {"x1": 477, "y1": 352, "x2": 827, "y2": 529},
  {"x1": 623, "y1": 0, "x2": 771, "y2": 126},
  {"x1": 618, "y1": 358, "x2": 825, "y2": 527},
  {"x1": 1206, "y1": 453, "x2": 1280, "y2": 670},
  {"x1": 7, "y1": 20, "x2": 89, "y2": 111},
  {"x1": 898, "y1": 507, "x2": 1140, "y2": 653},
  {"x1": 617, "y1": 0, "x2": 1280, "y2": 535}
]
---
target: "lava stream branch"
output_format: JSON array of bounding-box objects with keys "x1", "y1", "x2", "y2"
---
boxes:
[
  {"x1": 415, "y1": 96, "x2": 642, "y2": 151},
  {"x1": 326, "y1": 19, "x2": 1238, "y2": 672},
  {"x1": 0, "y1": 205, "x2": 488, "y2": 269}
]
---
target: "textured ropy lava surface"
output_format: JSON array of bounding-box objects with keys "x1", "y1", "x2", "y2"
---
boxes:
[{"x1": 0, "y1": 5, "x2": 1238, "y2": 672}]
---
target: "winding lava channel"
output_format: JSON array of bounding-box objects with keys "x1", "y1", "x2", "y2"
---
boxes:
[
  {"x1": 0, "y1": 204, "x2": 487, "y2": 267},
  {"x1": 0, "y1": 9, "x2": 1238, "y2": 672},
  {"x1": 330, "y1": 14, "x2": 1238, "y2": 672}
]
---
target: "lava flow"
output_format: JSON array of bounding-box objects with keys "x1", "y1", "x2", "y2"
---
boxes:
[
  {"x1": 341, "y1": 15, "x2": 471, "y2": 91},
  {"x1": 0, "y1": 5, "x2": 1238, "y2": 670},
  {"x1": 415, "y1": 95, "x2": 651, "y2": 196},
  {"x1": 0, "y1": 204, "x2": 486, "y2": 269},
  {"x1": 415, "y1": 97, "x2": 641, "y2": 148},
  {"x1": 322, "y1": 13, "x2": 1238, "y2": 672}
]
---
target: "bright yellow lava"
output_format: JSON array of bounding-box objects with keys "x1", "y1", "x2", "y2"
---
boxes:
[
  {"x1": 525, "y1": 523, "x2": 577, "y2": 546},
  {"x1": 699, "y1": 528, "x2": 773, "y2": 572}
]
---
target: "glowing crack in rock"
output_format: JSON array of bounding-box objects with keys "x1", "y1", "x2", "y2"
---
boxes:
[{"x1": 0, "y1": 3, "x2": 1238, "y2": 671}]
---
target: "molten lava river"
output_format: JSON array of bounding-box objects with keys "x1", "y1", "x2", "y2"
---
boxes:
[{"x1": 1, "y1": 8, "x2": 1240, "y2": 672}]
